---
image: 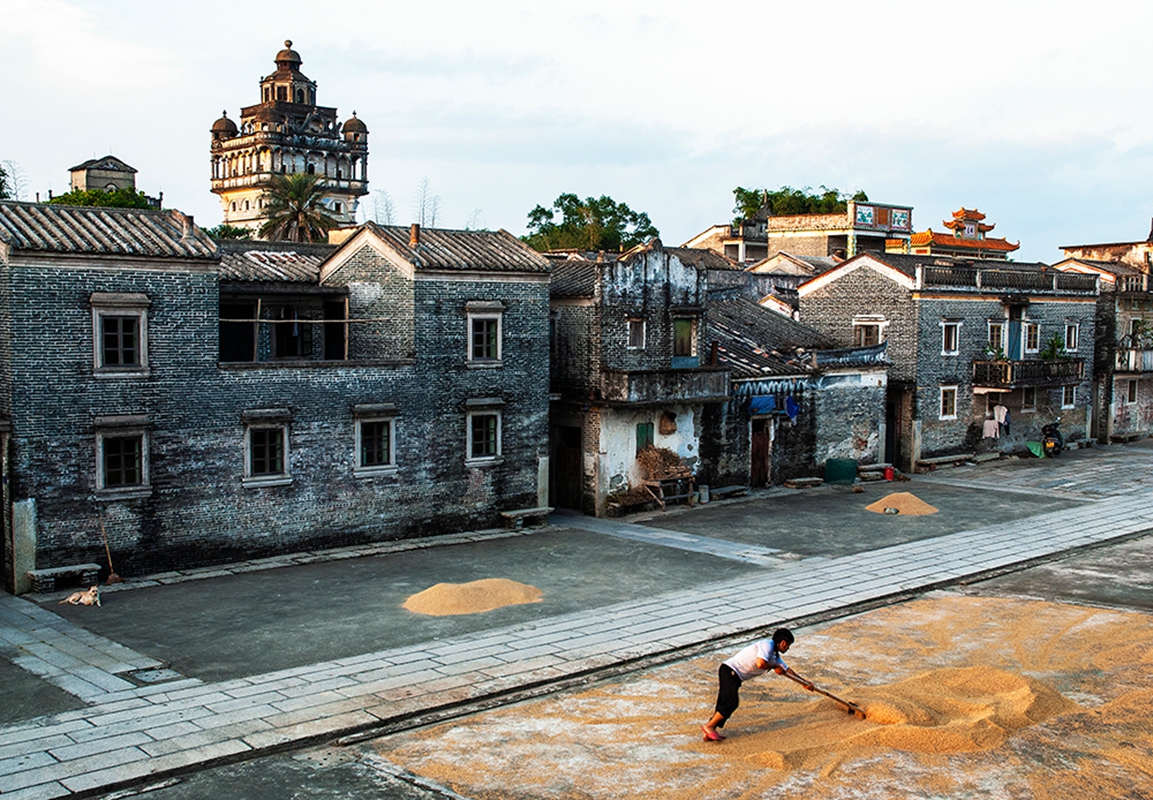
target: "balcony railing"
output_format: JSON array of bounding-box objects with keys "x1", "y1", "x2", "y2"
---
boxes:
[
  {"x1": 920, "y1": 267, "x2": 1098, "y2": 294},
  {"x1": 972, "y1": 358, "x2": 1084, "y2": 388},
  {"x1": 1115, "y1": 348, "x2": 1153, "y2": 372},
  {"x1": 600, "y1": 367, "x2": 730, "y2": 405}
]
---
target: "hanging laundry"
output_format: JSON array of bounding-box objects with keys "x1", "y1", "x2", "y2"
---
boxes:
[{"x1": 983, "y1": 418, "x2": 1000, "y2": 438}]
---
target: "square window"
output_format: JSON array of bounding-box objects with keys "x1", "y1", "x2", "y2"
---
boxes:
[
  {"x1": 96, "y1": 430, "x2": 148, "y2": 493},
  {"x1": 91, "y1": 293, "x2": 149, "y2": 374},
  {"x1": 358, "y1": 418, "x2": 394, "y2": 469},
  {"x1": 636, "y1": 421, "x2": 654, "y2": 453},
  {"x1": 853, "y1": 324, "x2": 881, "y2": 347},
  {"x1": 1065, "y1": 324, "x2": 1079, "y2": 352},
  {"x1": 247, "y1": 425, "x2": 288, "y2": 480},
  {"x1": 467, "y1": 411, "x2": 501, "y2": 461},
  {"x1": 1062, "y1": 385, "x2": 1076, "y2": 408},
  {"x1": 940, "y1": 386, "x2": 958, "y2": 420},
  {"x1": 628, "y1": 319, "x2": 645, "y2": 349},
  {"x1": 942, "y1": 321, "x2": 960, "y2": 355}
]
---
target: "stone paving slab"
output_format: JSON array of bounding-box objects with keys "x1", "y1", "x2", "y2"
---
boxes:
[{"x1": 3, "y1": 470, "x2": 1153, "y2": 796}]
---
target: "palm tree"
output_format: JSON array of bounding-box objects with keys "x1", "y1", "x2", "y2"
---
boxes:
[{"x1": 259, "y1": 173, "x2": 339, "y2": 243}]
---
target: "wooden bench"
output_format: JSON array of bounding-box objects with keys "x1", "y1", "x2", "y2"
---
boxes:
[
  {"x1": 914, "y1": 453, "x2": 976, "y2": 473},
  {"x1": 709, "y1": 485, "x2": 749, "y2": 500},
  {"x1": 499, "y1": 507, "x2": 553, "y2": 529},
  {"x1": 27, "y1": 564, "x2": 102, "y2": 593},
  {"x1": 783, "y1": 477, "x2": 824, "y2": 489}
]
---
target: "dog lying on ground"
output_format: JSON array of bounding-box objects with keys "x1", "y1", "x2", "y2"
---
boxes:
[{"x1": 59, "y1": 586, "x2": 101, "y2": 606}]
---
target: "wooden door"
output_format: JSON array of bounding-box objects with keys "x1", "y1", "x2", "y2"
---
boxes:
[{"x1": 751, "y1": 419, "x2": 771, "y2": 487}]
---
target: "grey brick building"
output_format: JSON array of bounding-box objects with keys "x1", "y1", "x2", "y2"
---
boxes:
[
  {"x1": 0, "y1": 202, "x2": 550, "y2": 594},
  {"x1": 798, "y1": 252, "x2": 1099, "y2": 470}
]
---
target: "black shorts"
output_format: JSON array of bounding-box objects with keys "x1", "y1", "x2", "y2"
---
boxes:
[{"x1": 714, "y1": 663, "x2": 742, "y2": 723}]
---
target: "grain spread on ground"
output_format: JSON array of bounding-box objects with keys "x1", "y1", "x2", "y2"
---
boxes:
[
  {"x1": 865, "y1": 491, "x2": 939, "y2": 515},
  {"x1": 379, "y1": 594, "x2": 1153, "y2": 799},
  {"x1": 401, "y1": 578, "x2": 543, "y2": 616}
]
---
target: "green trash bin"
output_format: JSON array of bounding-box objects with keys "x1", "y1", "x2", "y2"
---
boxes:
[{"x1": 824, "y1": 458, "x2": 858, "y2": 484}]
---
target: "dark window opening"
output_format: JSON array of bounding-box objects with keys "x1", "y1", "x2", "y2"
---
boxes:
[
  {"x1": 276, "y1": 86, "x2": 287, "y2": 101},
  {"x1": 104, "y1": 436, "x2": 142, "y2": 487},
  {"x1": 323, "y1": 300, "x2": 348, "y2": 360},
  {"x1": 220, "y1": 302, "x2": 256, "y2": 362},
  {"x1": 102, "y1": 316, "x2": 139, "y2": 366},
  {"x1": 274, "y1": 307, "x2": 309, "y2": 359}
]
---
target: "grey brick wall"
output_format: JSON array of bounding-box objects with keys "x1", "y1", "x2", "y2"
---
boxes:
[{"x1": 5, "y1": 247, "x2": 550, "y2": 577}]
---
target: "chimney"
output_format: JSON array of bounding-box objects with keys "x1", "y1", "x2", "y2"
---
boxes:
[{"x1": 410, "y1": 223, "x2": 420, "y2": 247}]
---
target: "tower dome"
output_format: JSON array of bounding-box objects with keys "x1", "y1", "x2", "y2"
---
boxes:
[
  {"x1": 211, "y1": 111, "x2": 238, "y2": 140},
  {"x1": 342, "y1": 112, "x2": 368, "y2": 134},
  {"x1": 275, "y1": 40, "x2": 302, "y2": 70}
]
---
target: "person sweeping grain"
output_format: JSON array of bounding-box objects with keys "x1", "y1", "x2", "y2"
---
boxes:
[{"x1": 701, "y1": 628, "x2": 813, "y2": 741}]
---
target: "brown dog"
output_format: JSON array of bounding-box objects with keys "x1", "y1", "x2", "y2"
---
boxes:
[{"x1": 59, "y1": 585, "x2": 101, "y2": 607}]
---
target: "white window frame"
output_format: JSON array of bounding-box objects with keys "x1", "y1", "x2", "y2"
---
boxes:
[
  {"x1": 1127, "y1": 378, "x2": 1139, "y2": 405},
  {"x1": 354, "y1": 404, "x2": 398, "y2": 478},
  {"x1": 242, "y1": 410, "x2": 293, "y2": 488},
  {"x1": 466, "y1": 302, "x2": 504, "y2": 366},
  {"x1": 466, "y1": 408, "x2": 503, "y2": 465},
  {"x1": 1024, "y1": 322, "x2": 1040, "y2": 354},
  {"x1": 941, "y1": 320, "x2": 961, "y2": 355},
  {"x1": 94, "y1": 416, "x2": 150, "y2": 498},
  {"x1": 627, "y1": 318, "x2": 646, "y2": 350},
  {"x1": 939, "y1": 386, "x2": 958, "y2": 420},
  {"x1": 1021, "y1": 386, "x2": 1037, "y2": 411},
  {"x1": 1065, "y1": 323, "x2": 1079, "y2": 352},
  {"x1": 987, "y1": 321, "x2": 1005, "y2": 356},
  {"x1": 91, "y1": 293, "x2": 150, "y2": 377},
  {"x1": 1062, "y1": 385, "x2": 1077, "y2": 409}
]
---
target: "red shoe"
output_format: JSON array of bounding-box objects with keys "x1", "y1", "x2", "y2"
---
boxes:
[{"x1": 701, "y1": 725, "x2": 725, "y2": 741}]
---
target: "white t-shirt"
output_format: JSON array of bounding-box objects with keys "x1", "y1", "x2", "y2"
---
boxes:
[{"x1": 724, "y1": 639, "x2": 787, "y2": 681}]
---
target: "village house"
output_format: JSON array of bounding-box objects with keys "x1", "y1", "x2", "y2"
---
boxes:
[
  {"x1": 705, "y1": 294, "x2": 888, "y2": 486},
  {"x1": 798, "y1": 252, "x2": 1099, "y2": 471},
  {"x1": 0, "y1": 201, "x2": 550, "y2": 594},
  {"x1": 548, "y1": 241, "x2": 731, "y2": 516},
  {"x1": 683, "y1": 199, "x2": 914, "y2": 265},
  {"x1": 1053, "y1": 225, "x2": 1153, "y2": 443}
]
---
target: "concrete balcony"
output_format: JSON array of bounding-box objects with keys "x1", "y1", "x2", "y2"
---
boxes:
[
  {"x1": 1115, "y1": 348, "x2": 1153, "y2": 373},
  {"x1": 972, "y1": 358, "x2": 1084, "y2": 389},
  {"x1": 599, "y1": 367, "x2": 730, "y2": 406}
]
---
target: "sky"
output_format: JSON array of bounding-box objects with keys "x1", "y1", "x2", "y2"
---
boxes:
[{"x1": 3, "y1": 0, "x2": 1153, "y2": 262}]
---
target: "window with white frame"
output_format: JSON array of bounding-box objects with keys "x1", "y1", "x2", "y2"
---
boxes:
[
  {"x1": 242, "y1": 409, "x2": 292, "y2": 486},
  {"x1": 353, "y1": 403, "x2": 398, "y2": 477},
  {"x1": 852, "y1": 316, "x2": 886, "y2": 347},
  {"x1": 987, "y1": 321, "x2": 1005, "y2": 357},
  {"x1": 91, "y1": 293, "x2": 150, "y2": 375},
  {"x1": 465, "y1": 398, "x2": 503, "y2": 463},
  {"x1": 627, "y1": 318, "x2": 646, "y2": 350},
  {"x1": 1022, "y1": 386, "x2": 1037, "y2": 411},
  {"x1": 1024, "y1": 322, "x2": 1040, "y2": 354},
  {"x1": 1065, "y1": 323, "x2": 1079, "y2": 352},
  {"x1": 942, "y1": 321, "x2": 960, "y2": 355},
  {"x1": 467, "y1": 301, "x2": 504, "y2": 364},
  {"x1": 95, "y1": 416, "x2": 150, "y2": 496},
  {"x1": 940, "y1": 386, "x2": 958, "y2": 420},
  {"x1": 1128, "y1": 378, "x2": 1139, "y2": 405},
  {"x1": 1062, "y1": 385, "x2": 1076, "y2": 408}
]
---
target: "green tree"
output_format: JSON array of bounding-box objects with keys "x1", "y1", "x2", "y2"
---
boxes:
[
  {"x1": 204, "y1": 223, "x2": 254, "y2": 240},
  {"x1": 523, "y1": 193, "x2": 658, "y2": 252},
  {"x1": 48, "y1": 187, "x2": 154, "y2": 208},
  {"x1": 732, "y1": 185, "x2": 869, "y2": 222},
  {"x1": 259, "y1": 173, "x2": 338, "y2": 243}
]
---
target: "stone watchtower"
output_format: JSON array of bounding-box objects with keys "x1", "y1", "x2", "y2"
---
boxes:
[{"x1": 210, "y1": 41, "x2": 369, "y2": 232}]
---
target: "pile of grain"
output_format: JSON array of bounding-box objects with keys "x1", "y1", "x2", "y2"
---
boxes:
[
  {"x1": 865, "y1": 492, "x2": 938, "y2": 515},
  {"x1": 402, "y1": 578, "x2": 543, "y2": 616}
]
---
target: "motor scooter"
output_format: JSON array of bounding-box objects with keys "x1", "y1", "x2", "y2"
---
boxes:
[{"x1": 1041, "y1": 417, "x2": 1064, "y2": 457}]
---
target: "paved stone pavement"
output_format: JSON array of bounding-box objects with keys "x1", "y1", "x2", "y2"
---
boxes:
[{"x1": 3, "y1": 443, "x2": 1153, "y2": 799}]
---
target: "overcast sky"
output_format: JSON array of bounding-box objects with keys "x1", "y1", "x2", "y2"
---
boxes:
[{"x1": 3, "y1": 0, "x2": 1153, "y2": 261}]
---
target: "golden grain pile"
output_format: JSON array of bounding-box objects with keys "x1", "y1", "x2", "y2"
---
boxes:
[
  {"x1": 865, "y1": 492, "x2": 939, "y2": 515},
  {"x1": 402, "y1": 578, "x2": 543, "y2": 616}
]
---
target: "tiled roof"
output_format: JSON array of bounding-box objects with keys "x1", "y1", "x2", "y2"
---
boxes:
[
  {"x1": 951, "y1": 208, "x2": 987, "y2": 221},
  {"x1": 216, "y1": 239, "x2": 336, "y2": 282},
  {"x1": 662, "y1": 246, "x2": 740, "y2": 271},
  {"x1": 1053, "y1": 257, "x2": 1141, "y2": 277},
  {"x1": 550, "y1": 257, "x2": 599, "y2": 298},
  {"x1": 0, "y1": 201, "x2": 217, "y2": 259},
  {"x1": 365, "y1": 223, "x2": 550, "y2": 273},
  {"x1": 860, "y1": 252, "x2": 1049, "y2": 277},
  {"x1": 910, "y1": 230, "x2": 1019, "y2": 252}
]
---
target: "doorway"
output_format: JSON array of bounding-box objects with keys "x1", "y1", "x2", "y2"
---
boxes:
[
  {"x1": 751, "y1": 418, "x2": 772, "y2": 487},
  {"x1": 552, "y1": 425, "x2": 583, "y2": 510}
]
